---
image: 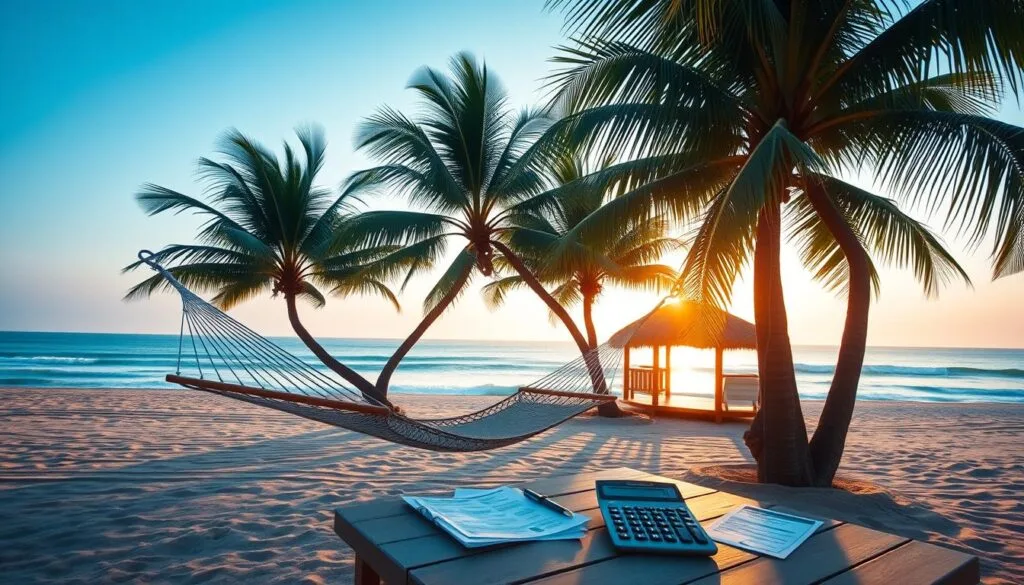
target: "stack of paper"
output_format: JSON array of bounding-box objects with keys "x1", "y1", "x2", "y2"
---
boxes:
[{"x1": 403, "y1": 486, "x2": 589, "y2": 548}]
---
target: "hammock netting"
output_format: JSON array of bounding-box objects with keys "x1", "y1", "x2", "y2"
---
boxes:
[{"x1": 140, "y1": 251, "x2": 629, "y2": 451}]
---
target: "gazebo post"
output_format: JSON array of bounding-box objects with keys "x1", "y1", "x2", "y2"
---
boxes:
[
  {"x1": 623, "y1": 346, "x2": 631, "y2": 400},
  {"x1": 714, "y1": 347, "x2": 723, "y2": 423},
  {"x1": 652, "y1": 345, "x2": 660, "y2": 407},
  {"x1": 664, "y1": 345, "x2": 672, "y2": 400}
]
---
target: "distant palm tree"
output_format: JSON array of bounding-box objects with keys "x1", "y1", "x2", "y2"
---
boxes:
[
  {"x1": 545, "y1": 1, "x2": 1023, "y2": 485},
  {"x1": 345, "y1": 53, "x2": 611, "y2": 399},
  {"x1": 125, "y1": 127, "x2": 402, "y2": 406},
  {"x1": 483, "y1": 153, "x2": 679, "y2": 350}
]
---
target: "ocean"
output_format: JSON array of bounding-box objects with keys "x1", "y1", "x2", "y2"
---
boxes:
[{"x1": 0, "y1": 331, "x2": 1021, "y2": 403}]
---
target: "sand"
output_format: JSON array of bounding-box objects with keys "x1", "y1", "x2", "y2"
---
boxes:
[{"x1": 0, "y1": 388, "x2": 1020, "y2": 584}]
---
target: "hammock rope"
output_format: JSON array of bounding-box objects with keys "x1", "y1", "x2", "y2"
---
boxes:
[{"x1": 138, "y1": 249, "x2": 656, "y2": 452}]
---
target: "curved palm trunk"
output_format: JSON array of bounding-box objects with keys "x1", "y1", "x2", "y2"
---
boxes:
[
  {"x1": 745, "y1": 203, "x2": 813, "y2": 486},
  {"x1": 375, "y1": 262, "x2": 474, "y2": 397},
  {"x1": 492, "y1": 241, "x2": 624, "y2": 417},
  {"x1": 805, "y1": 185, "x2": 872, "y2": 486},
  {"x1": 285, "y1": 294, "x2": 391, "y2": 407},
  {"x1": 582, "y1": 293, "x2": 598, "y2": 350}
]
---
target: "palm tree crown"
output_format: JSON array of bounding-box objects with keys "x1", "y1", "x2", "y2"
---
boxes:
[
  {"x1": 125, "y1": 127, "x2": 400, "y2": 404},
  {"x1": 484, "y1": 153, "x2": 679, "y2": 349},
  {"x1": 347, "y1": 52, "x2": 609, "y2": 396}
]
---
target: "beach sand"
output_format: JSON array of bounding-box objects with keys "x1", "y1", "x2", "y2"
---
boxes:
[{"x1": 0, "y1": 388, "x2": 1020, "y2": 584}]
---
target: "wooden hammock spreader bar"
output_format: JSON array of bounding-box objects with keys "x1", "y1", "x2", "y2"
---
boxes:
[
  {"x1": 518, "y1": 386, "x2": 617, "y2": 401},
  {"x1": 166, "y1": 374, "x2": 393, "y2": 416}
]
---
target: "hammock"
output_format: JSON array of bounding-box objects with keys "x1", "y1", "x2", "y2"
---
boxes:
[{"x1": 138, "y1": 250, "x2": 627, "y2": 452}]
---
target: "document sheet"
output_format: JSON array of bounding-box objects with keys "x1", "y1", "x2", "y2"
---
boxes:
[
  {"x1": 403, "y1": 486, "x2": 588, "y2": 548},
  {"x1": 706, "y1": 505, "x2": 823, "y2": 559}
]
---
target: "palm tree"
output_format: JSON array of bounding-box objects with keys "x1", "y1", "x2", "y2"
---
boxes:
[
  {"x1": 483, "y1": 153, "x2": 679, "y2": 350},
  {"x1": 124, "y1": 127, "x2": 404, "y2": 406},
  {"x1": 344, "y1": 52, "x2": 612, "y2": 399},
  {"x1": 544, "y1": 0, "x2": 1023, "y2": 485}
]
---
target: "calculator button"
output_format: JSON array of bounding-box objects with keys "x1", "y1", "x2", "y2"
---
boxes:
[
  {"x1": 664, "y1": 533, "x2": 676, "y2": 543},
  {"x1": 635, "y1": 532, "x2": 647, "y2": 541},
  {"x1": 674, "y1": 526, "x2": 694, "y2": 543},
  {"x1": 681, "y1": 522, "x2": 708, "y2": 544},
  {"x1": 649, "y1": 532, "x2": 661, "y2": 541},
  {"x1": 617, "y1": 531, "x2": 631, "y2": 540}
]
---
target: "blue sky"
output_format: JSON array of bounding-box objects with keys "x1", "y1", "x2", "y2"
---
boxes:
[{"x1": 1, "y1": 0, "x2": 1022, "y2": 348}]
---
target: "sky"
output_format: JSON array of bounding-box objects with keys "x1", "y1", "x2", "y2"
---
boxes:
[{"x1": 0, "y1": 0, "x2": 1021, "y2": 349}]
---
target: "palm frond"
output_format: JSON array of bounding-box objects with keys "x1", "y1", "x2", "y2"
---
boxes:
[
  {"x1": 209, "y1": 279, "x2": 272, "y2": 311},
  {"x1": 821, "y1": 0, "x2": 1024, "y2": 104},
  {"x1": 786, "y1": 190, "x2": 883, "y2": 297},
  {"x1": 837, "y1": 111, "x2": 1024, "y2": 277},
  {"x1": 135, "y1": 184, "x2": 248, "y2": 242},
  {"x1": 344, "y1": 210, "x2": 453, "y2": 248},
  {"x1": 480, "y1": 275, "x2": 528, "y2": 310},
  {"x1": 328, "y1": 278, "x2": 402, "y2": 312},
  {"x1": 423, "y1": 248, "x2": 477, "y2": 315},
  {"x1": 548, "y1": 39, "x2": 750, "y2": 119},
  {"x1": 804, "y1": 175, "x2": 972, "y2": 296},
  {"x1": 605, "y1": 264, "x2": 678, "y2": 292}
]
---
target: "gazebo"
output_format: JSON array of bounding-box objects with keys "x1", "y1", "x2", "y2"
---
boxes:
[{"x1": 607, "y1": 300, "x2": 758, "y2": 422}]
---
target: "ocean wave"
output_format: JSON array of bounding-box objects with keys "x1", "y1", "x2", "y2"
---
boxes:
[
  {"x1": 948, "y1": 367, "x2": 1024, "y2": 379},
  {"x1": 0, "y1": 356, "x2": 99, "y2": 364},
  {"x1": 891, "y1": 384, "x2": 1024, "y2": 398},
  {"x1": 792, "y1": 364, "x2": 1024, "y2": 379}
]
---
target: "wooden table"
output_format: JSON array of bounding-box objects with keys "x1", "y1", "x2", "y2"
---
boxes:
[{"x1": 333, "y1": 467, "x2": 979, "y2": 585}]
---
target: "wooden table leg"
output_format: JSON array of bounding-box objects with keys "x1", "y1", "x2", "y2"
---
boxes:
[{"x1": 354, "y1": 555, "x2": 381, "y2": 585}]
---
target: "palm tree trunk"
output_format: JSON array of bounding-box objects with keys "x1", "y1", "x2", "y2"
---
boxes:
[
  {"x1": 375, "y1": 262, "x2": 474, "y2": 397},
  {"x1": 582, "y1": 293, "x2": 598, "y2": 349},
  {"x1": 285, "y1": 294, "x2": 391, "y2": 407},
  {"x1": 492, "y1": 241, "x2": 624, "y2": 417},
  {"x1": 805, "y1": 184, "x2": 872, "y2": 487},
  {"x1": 745, "y1": 203, "x2": 813, "y2": 486}
]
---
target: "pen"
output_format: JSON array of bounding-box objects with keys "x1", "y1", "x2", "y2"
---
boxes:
[{"x1": 523, "y1": 488, "x2": 574, "y2": 518}]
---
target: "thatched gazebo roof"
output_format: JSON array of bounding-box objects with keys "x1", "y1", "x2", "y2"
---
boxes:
[{"x1": 608, "y1": 300, "x2": 757, "y2": 350}]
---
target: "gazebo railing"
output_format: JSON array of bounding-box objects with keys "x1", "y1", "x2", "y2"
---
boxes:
[{"x1": 624, "y1": 365, "x2": 670, "y2": 404}]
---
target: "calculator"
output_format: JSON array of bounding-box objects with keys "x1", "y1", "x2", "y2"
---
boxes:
[{"x1": 596, "y1": 480, "x2": 718, "y2": 556}]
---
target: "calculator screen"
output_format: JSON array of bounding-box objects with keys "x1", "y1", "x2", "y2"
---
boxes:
[{"x1": 600, "y1": 484, "x2": 679, "y2": 501}]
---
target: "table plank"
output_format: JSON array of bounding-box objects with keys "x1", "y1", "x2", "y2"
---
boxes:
[
  {"x1": 522, "y1": 512, "x2": 843, "y2": 585},
  {"x1": 687, "y1": 523, "x2": 909, "y2": 585},
  {"x1": 408, "y1": 491, "x2": 756, "y2": 585},
  {"x1": 821, "y1": 540, "x2": 980, "y2": 585}
]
